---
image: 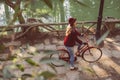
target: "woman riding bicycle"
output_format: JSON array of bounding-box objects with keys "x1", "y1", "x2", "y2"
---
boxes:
[{"x1": 64, "y1": 17, "x2": 85, "y2": 70}]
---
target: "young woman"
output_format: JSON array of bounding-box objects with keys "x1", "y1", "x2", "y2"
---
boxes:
[{"x1": 64, "y1": 18, "x2": 83, "y2": 70}]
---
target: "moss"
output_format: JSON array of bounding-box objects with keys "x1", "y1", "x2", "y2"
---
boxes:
[{"x1": 0, "y1": 44, "x2": 6, "y2": 53}]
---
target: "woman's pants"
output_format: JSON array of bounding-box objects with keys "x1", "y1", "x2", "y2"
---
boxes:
[{"x1": 65, "y1": 46, "x2": 74, "y2": 67}]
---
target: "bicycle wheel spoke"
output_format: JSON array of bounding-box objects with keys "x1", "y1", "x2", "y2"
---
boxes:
[
  {"x1": 50, "y1": 49, "x2": 69, "y2": 67},
  {"x1": 51, "y1": 53, "x2": 63, "y2": 66},
  {"x1": 82, "y1": 47, "x2": 102, "y2": 62}
]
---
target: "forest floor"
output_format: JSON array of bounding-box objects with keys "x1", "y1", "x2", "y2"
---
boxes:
[
  {"x1": 0, "y1": 33, "x2": 120, "y2": 80},
  {"x1": 53, "y1": 35, "x2": 120, "y2": 80}
]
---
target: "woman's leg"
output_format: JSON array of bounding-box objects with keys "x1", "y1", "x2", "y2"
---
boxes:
[
  {"x1": 76, "y1": 42, "x2": 81, "y2": 50},
  {"x1": 65, "y1": 46, "x2": 74, "y2": 67}
]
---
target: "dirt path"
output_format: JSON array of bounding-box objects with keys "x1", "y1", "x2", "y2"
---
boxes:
[
  {"x1": 0, "y1": 36, "x2": 120, "y2": 80},
  {"x1": 51, "y1": 36, "x2": 120, "y2": 80}
]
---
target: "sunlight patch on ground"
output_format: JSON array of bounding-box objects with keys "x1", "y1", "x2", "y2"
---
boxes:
[
  {"x1": 100, "y1": 59, "x2": 120, "y2": 74},
  {"x1": 66, "y1": 71, "x2": 80, "y2": 80},
  {"x1": 111, "y1": 50, "x2": 120, "y2": 58},
  {"x1": 99, "y1": 43, "x2": 120, "y2": 74},
  {"x1": 92, "y1": 65, "x2": 109, "y2": 78},
  {"x1": 28, "y1": 46, "x2": 37, "y2": 53},
  {"x1": 105, "y1": 38, "x2": 114, "y2": 42},
  {"x1": 0, "y1": 32, "x2": 7, "y2": 35},
  {"x1": 114, "y1": 45, "x2": 120, "y2": 51},
  {"x1": 100, "y1": 54, "x2": 120, "y2": 74},
  {"x1": 100, "y1": 50, "x2": 112, "y2": 60}
]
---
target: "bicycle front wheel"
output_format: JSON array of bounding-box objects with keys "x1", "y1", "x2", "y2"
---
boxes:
[
  {"x1": 50, "y1": 49, "x2": 70, "y2": 67},
  {"x1": 82, "y1": 47, "x2": 102, "y2": 63}
]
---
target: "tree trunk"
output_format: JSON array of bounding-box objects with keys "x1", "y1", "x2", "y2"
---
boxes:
[
  {"x1": 4, "y1": 3, "x2": 10, "y2": 24},
  {"x1": 95, "y1": 0, "x2": 104, "y2": 47},
  {"x1": 5, "y1": 0, "x2": 25, "y2": 24},
  {"x1": 59, "y1": 1, "x2": 65, "y2": 29},
  {"x1": 5, "y1": 0, "x2": 26, "y2": 32}
]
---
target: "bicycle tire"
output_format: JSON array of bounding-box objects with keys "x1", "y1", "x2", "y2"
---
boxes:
[
  {"x1": 50, "y1": 49, "x2": 70, "y2": 67},
  {"x1": 82, "y1": 47, "x2": 102, "y2": 63}
]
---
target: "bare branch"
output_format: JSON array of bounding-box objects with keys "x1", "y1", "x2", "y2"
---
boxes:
[
  {"x1": 16, "y1": 0, "x2": 21, "y2": 5},
  {"x1": 5, "y1": 0, "x2": 15, "y2": 9}
]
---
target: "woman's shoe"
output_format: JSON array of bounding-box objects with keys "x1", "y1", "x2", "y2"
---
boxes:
[{"x1": 70, "y1": 66, "x2": 78, "y2": 70}]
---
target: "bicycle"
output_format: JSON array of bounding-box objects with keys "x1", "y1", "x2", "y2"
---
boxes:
[{"x1": 50, "y1": 35, "x2": 102, "y2": 67}]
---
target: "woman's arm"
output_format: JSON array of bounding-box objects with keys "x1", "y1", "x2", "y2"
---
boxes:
[
  {"x1": 76, "y1": 37, "x2": 82, "y2": 44},
  {"x1": 75, "y1": 29, "x2": 81, "y2": 36}
]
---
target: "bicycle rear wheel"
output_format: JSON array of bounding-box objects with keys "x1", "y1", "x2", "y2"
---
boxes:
[
  {"x1": 82, "y1": 47, "x2": 102, "y2": 63},
  {"x1": 50, "y1": 49, "x2": 70, "y2": 67}
]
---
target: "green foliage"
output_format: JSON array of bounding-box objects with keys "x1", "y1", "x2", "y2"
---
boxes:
[
  {"x1": 74, "y1": 0, "x2": 89, "y2": 7},
  {"x1": 25, "y1": 58, "x2": 39, "y2": 66},
  {"x1": 39, "y1": 71, "x2": 56, "y2": 79},
  {"x1": 0, "y1": 44, "x2": 5, "y2": 53},
  {"x1": 21, "y1": 74, "x2": 33, "y2": 80},
  {"x1": 43, "y1": 50, "x2": 57, "y2": 55},
  {"x1": 47, "y1": 63, "x2": 57, "y2": 73},
  {"x1": 16, "y1": 64, "x2": 25, "y2": 72},
  {"x1": 1, "y1": 48, "x2": 59, "y2": 79},
  {"x1": 104, "y1": 0, "x2": 120, "y2": 18},
  {"x1": 1, "y1": 0, "x2": 120, "y2": 79},
  {"x1": 70, "y1": 0, "x2": 98, "y2": 20},
  {"x1": 40, "y1": 56, "x2": 56, "y2": 64},
  {"x1": 3, "y1": 65, "x2": 16, "y2": 79},
  {"x1": 23, "y1": 0, "x2": 52, "y2": 17},
  {"x1": 42, "y1": 0, "x2": 53, "y2": 9},
  {"x1": 40, "y1": 55, "x2": 68, "y2": 67},
  {"x1": 8, "y1": 55, "x2": 17, "y2": 61},
  {"x1": 85, "y1": 67, "x2": 95, "y2": 74},
  {"x1": 70, "y1": 0, "x2": 120, "y2": 21},
  {"x1": 1, "y1": 0, "x2": 120, "y2": 25},
  {"x1": 0, "y1": 0, "x2": 4, "y2": 3}
]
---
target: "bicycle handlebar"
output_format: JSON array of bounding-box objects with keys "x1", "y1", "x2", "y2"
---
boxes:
[{"x1": 80, "y1": 33, "x2": 89, "y2": 43}]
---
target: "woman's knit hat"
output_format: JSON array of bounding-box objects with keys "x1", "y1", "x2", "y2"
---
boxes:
[{"x1": 68, "y1": 18, "x2": 76, "y2": 26}]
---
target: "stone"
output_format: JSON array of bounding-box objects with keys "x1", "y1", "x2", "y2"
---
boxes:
[
  {"x1": 58, "y1": 41, "x2": 64, "y2": 45},
  {"x1": 92, "y1": 64, "x2": 109, "y2": 77},
  {"x1": 52, "y1": 38, "x2": 58, "y2": 44},
  {"x1": 44, "y1": 39, "x2": 50, "y2": 45},
  {"x1": 35, "y1": 43, "x2": 44, "y2": 50},
  {"x1": 101, "y1": 48, "x2": 113, "y2": 59},
  {"x1": 57, "y1": 46, "x2": 65, "y2": 49},
  {"x1": 3, "y1": 41, "x2": 21, "y2": 47},
  {"x1": 28, "y1": 46, "x2": 37, "y2": 53},
  {"x1": 111, "y1": 50, "x2": 120, "y2": 58},
  {"x1": 44, "y1": 45, "x2": 56, "y2": 50},
  {"x1": 115, "y1": 35, "x2": 120, "y2": 41},
  {"x1": 106, "y1": 78, "x2": 112, "y2": 80},
  {"x1": 66, "y1": 71, "x2": 80, "y2": 80}
]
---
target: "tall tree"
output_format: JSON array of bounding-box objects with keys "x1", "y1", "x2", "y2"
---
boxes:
[
  {"x1": 95, "y1": 0, "x2": 105, "y2": 46},
  {"x1": 5, "y1": 0, "x2": 25, "y2": 24},
  {"x1": 4, "y1": 3, "x2": 10, "y2": 24},
  {"x1": 64, "y1": 0, "x2": 71, "y2": 20},
  {"x1": 59, "y1": 0, "x2": 65, "y2": 29}
]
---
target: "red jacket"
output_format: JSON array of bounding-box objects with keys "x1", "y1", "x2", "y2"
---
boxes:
[{"x1": 64, "y1": 28, "x2": 82, "y2": 47}]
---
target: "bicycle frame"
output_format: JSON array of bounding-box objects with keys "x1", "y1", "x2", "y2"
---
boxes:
[
  {"x1": 77, "y1": 34, "x2": 91, "y2": 56},
  {"x1": 77, "y1": 44, "x2": 89, "y2": 56},
  {"x1": 59, "y1": 34, "x2": 96, "y2": 59}
]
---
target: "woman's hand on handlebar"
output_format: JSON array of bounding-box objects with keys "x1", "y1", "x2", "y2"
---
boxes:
[
  {"x1": 80, "y1": 33, "x2": 84, "y2": 37},
  {"x1": 82, "y1": 42, "x2": 87, "y2": 45}
]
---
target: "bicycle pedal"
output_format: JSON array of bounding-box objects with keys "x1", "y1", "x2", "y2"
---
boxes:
[{"x1": 74, "y1": 57, "x2": 77, "y2": 61}]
